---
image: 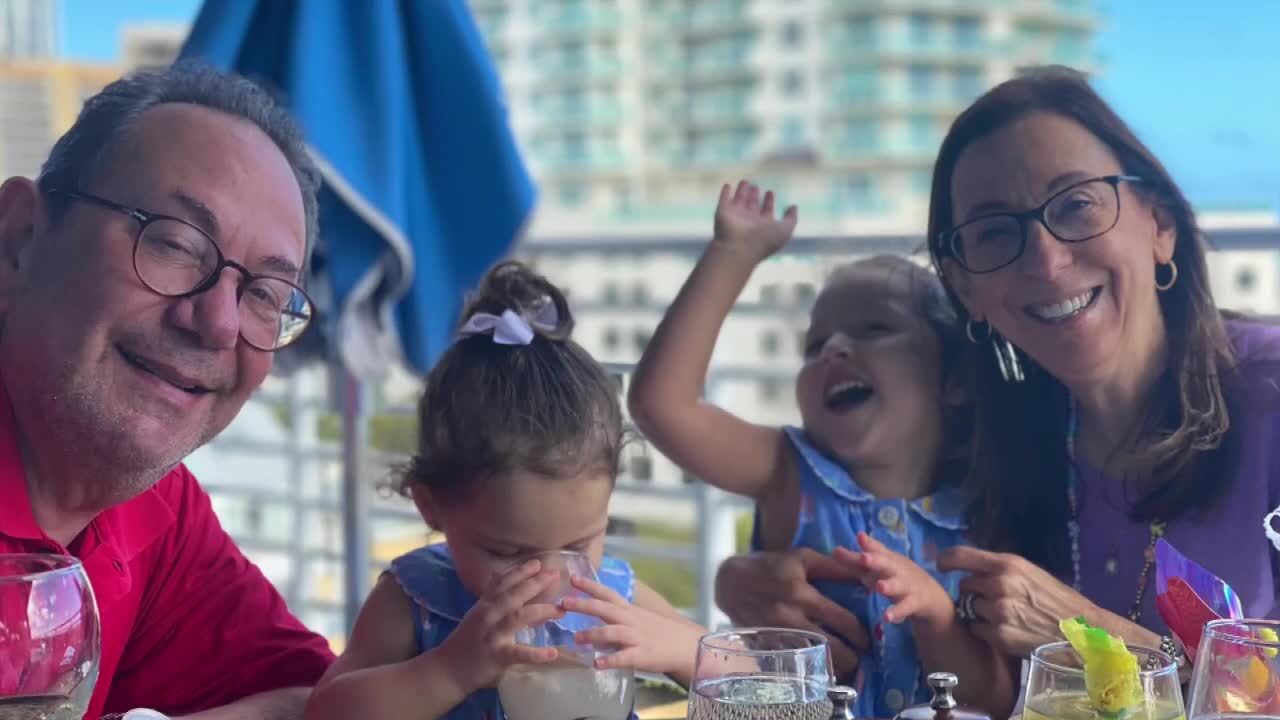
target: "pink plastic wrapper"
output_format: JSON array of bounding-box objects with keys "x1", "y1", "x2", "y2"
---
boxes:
[{"x1": 1154, "y1": 538, "x2": 1243, "y2": 662}]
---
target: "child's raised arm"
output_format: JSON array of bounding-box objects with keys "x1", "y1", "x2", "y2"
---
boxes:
[{"x1": 628, "y1": 181, "x2": 798, "y2": 507}]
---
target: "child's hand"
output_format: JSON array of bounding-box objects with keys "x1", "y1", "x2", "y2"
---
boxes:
[
  {"x1": 561, "y1": 575, "x2": 704, "y2": 682},
  {"x1": 837, "y1": 532, "x2": 955, "y2": 633},
  {"x1": 712, "y1": 180, "x2": 798, "y2": 264},
  {"x1": 436, "y1": 559, "x2": 564, "y2": 691}
]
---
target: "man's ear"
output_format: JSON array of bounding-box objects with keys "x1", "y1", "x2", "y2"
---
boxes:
[{"x1": 0, "y1": 178, "x2": 47, "y2": 317}]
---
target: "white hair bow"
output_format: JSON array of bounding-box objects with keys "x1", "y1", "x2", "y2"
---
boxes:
[{"x1": 457, "y1": 303, "x2": 559, "y2": 346}]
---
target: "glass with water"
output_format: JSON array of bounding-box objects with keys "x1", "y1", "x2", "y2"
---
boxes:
[
  {"x1": 687, "y1": 628, "x2": 833, "y2": 720},
  {"x1": 497, "y1": 550, "x2": 634, "y2": 720},
  {"x1": 0, "y1": 554, "x2": 100, "y2": 720}
]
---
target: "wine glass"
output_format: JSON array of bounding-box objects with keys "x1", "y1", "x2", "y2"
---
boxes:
[
  {"x1": 1188, "y1": 619, "x2": 1280, "y2": 719},
  {"x1": 497, "y1": 550, "x2": 634, "y2": 720},
  {"x1": 687, "y1": 628, "x2": 833, "y2": 720},
  {"x1": 1023, "y1": 641, "x2": 1184, "y2": 720},
  {"x1": 0, "y1": 554, "x2": 100, "y2": 720}
]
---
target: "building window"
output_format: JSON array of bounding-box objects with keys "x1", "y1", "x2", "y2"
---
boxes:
[
  {"x1": 780, "y1": 69, "x2": 806, "y2": 96},
  {"x1": 1236, "y1": 268, "x2": 1258, "y2": 292},
  {"x1": 954, "y1": 16, "x2": 981, "y2": 48},
  {"x1": 909, "y1": 115, "x2": 934, "y2": 149},
  {"x1": 912, "y1": 168, "x2": 934, "y2": 195},
  {"x1": 759, "y1": 378, "x2": 785, "y2": 404},
  {"x1": 633, "y1": 329, "x2": 652, "y2": 352},
  {"x1": 603, "y1": 282, "x2": 621, "y2": 305},
  {"x1": 846, "y1": 173, "x2": 873, "y2": 205},
  {"x1": 955, "y1": 67, "x2": 984, "y2": 100},
  {"x1": 760, "y1": 330, "x2": 782, "y2": 356},
  {"x1": 630, "y1": 456, "x2": 653, "y2": 482},
  {"x1": 780, "y1": 21, "x2": 805, "y2": 48},
  {"x1": 557, "y1": 183, "x2": 586, "y2": 206},
  {"x1": 761, "y1": 283, "x2": 782, "y2": 304},
  {"x1": 781, "y1": 117, "x2": 807, "y2": 147},
  {"x1": 631, "y1": 283, "x2": 649, "y2": 304},
  {"x1": 796, "y1": 330, "x2": 809, "y2": 356},
  {"x1": 908, "y1": 64, "x2": 936, "y2": 99},
  {"x1": 603, "y1": 327, "x2": 620, "y2": 351},
  {"x1": 908, "y1": 13, "x2": 933, "y2": 46},
  {"x1": 795, "y1": 282, "x2": 816, "y2": 305}
]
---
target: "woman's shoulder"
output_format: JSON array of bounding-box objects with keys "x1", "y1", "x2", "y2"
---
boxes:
[
  {"x1": 1226, "y1": 317, "x2": 1280, "y2": 412},
  {"x1": 1227, "y1": 316, "x2": 1280, "y2": 362}
]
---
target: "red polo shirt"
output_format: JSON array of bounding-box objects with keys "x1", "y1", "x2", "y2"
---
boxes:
[{"x1": 0, "y1": 382, "x2": 335, "y2": 719}]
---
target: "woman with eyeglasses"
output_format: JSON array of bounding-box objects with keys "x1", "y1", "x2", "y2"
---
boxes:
[{"x1": 716, "y1": 66, "x2": 1280, "y2": 690}]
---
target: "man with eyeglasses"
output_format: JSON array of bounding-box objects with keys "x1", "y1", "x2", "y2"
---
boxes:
[{"x1": 0, "y1": 63, "x2": 333, "y2": 718}]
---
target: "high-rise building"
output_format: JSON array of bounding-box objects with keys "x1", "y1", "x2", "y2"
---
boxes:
[
  {"x1": 121, "y1": 24, "x2": 187, "y2": 71},
  {"x1": 0, "y1": 62, "x2": 117, "y2": 178},
  {"x1": 0, "y1": 0, "x2": 58, "y2": 59},
  {"x1": 472, "y1": 0, "x2": 1097, "y2": 235}
]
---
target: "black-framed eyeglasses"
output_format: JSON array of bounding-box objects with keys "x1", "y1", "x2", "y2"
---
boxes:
[
  {"x1": 939, "y1": 174, "x2": 1145, "y2": 274},
  {"x1": 48, "y1": 189, "x2": 314, "y2": 352}
]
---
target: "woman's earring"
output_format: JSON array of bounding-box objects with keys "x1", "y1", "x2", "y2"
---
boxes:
[{"x1": 1155, "y1": 260, "x2": 1178, "y2": 291}]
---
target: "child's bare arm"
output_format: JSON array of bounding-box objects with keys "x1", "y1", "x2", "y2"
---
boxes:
[
  {"x1": 628, "y1": 181, "x2": 798, "y2": 505},
  {"x1": 305, "y1": 576, "x2": 471, "y2": 720},
  {"x1": 307, "y1": 564, "x2": 562, "y2": 720}
]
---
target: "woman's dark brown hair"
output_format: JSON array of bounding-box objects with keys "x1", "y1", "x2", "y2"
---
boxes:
[
  {"x1": 925, "y1": 66, "x2": 1237, "y2": 573},
  {"x1": 399, "y1": 260, "x2": 624, "y2": 502}
]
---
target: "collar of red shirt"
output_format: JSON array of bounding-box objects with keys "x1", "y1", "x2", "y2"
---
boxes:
[{"x1": 0, "y1": 376, "x2": 177, "y2": 599}]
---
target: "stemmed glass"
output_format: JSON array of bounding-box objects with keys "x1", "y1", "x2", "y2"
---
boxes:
[
  {"x1": 497, "y1": 550, "x2": 634, "y2": 720},
  {"x1": 0, "y1": 554, "x2": 100, "y2": 720},
  {"x1": 687, "y1": 628, "x2": 833, "y2": 720},
  {"x1": 1023, "y1": 641, "x2": 1184, "y2": 720},
  {"x1": 1188, "y1": 619, "x2": 1280, "y2": 719}
]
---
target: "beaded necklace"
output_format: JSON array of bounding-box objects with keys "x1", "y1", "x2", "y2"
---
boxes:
[{"x1": 1065, "y1": 397, "x2": 1165, "y2": 622}]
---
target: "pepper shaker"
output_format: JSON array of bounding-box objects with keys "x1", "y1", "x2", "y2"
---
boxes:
[
  {"x1": 828, "y1": 685, "x2": 858, "y2": 720},
  {"x1": 894, "y1": 673, "x2": 991, "y2": 720}
]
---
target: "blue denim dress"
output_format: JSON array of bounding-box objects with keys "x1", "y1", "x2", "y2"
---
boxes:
[{"x1": 756, "y1": 427, "x2": 971, "y2": 718}]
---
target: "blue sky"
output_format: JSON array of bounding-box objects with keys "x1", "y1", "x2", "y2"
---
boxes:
[{"x1": 58, "y1": 0, "x2": 1279, "y2": 211}]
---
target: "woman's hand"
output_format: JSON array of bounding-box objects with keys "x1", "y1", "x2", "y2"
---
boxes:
[
  {"x1": 562, "y1": 576, "x2": 706, "y2": 685},
  {"x1": 937, "y1": 547, "x2": 1150, "y2": 658},
  {"x1": 714, "y1": 549, "x2": 869, "y2": 681}
]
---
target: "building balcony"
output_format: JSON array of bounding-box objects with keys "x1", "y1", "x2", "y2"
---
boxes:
[
  {"x1": 534, "y1": 100, "x2": 624, "y2": 128},
  {"x1": 1012, "y1": 0, "x2": 1098, "y2": 30},
  {"x1": 535, "y1": 6, "x2": 623, "y2": 38},
  {"x1": 654, "y1": 0, "x2": 753, "y2": 37},
  {"x1": 825, "y1": 31, "x2": 999, "y2": 66},
  {"x1": 825, "y1": 0, "x2": 994, "y2": 20}
]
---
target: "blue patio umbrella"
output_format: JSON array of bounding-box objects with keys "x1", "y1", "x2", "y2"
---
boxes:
[
  {"x1": 180, "y1": 0, "x2": 536, "y2": 629},
  {"x1": 180, "y1": 0, "x2": 536, "y2": 378}
]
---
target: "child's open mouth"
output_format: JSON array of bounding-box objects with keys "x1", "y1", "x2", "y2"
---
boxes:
[{"x1": 824, "y1": 380, "x2": 873, "y2": 412}]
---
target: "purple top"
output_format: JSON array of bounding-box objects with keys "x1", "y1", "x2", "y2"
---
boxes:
[{"x1": 1074, "y1": 320, "x2": 1280, "y2": 630}]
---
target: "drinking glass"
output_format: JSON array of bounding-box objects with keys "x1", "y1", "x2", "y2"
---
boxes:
[
  {"x1": 498, "y1": 550, "x2": 634, "y2": 720},
  {"x1": 1188, "y1": 619, "x2": 1280, "y2": 719},
  {"x1": 1024, "y1": 641, "x2": 1184, "y2": 720},
  {"x1": 0, "y1": 554, "x2": 100, "y2": 720},
  {"x1": 687, "y1": 628, "x2": 833, "y2": 720}
]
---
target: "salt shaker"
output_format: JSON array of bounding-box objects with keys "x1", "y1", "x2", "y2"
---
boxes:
[
  {"x1": 828, "y1": 685, "x2": 858, "y2": 720},
  {"x1": 893, "y1": 673, "x2": 991, "y2": 720}
]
